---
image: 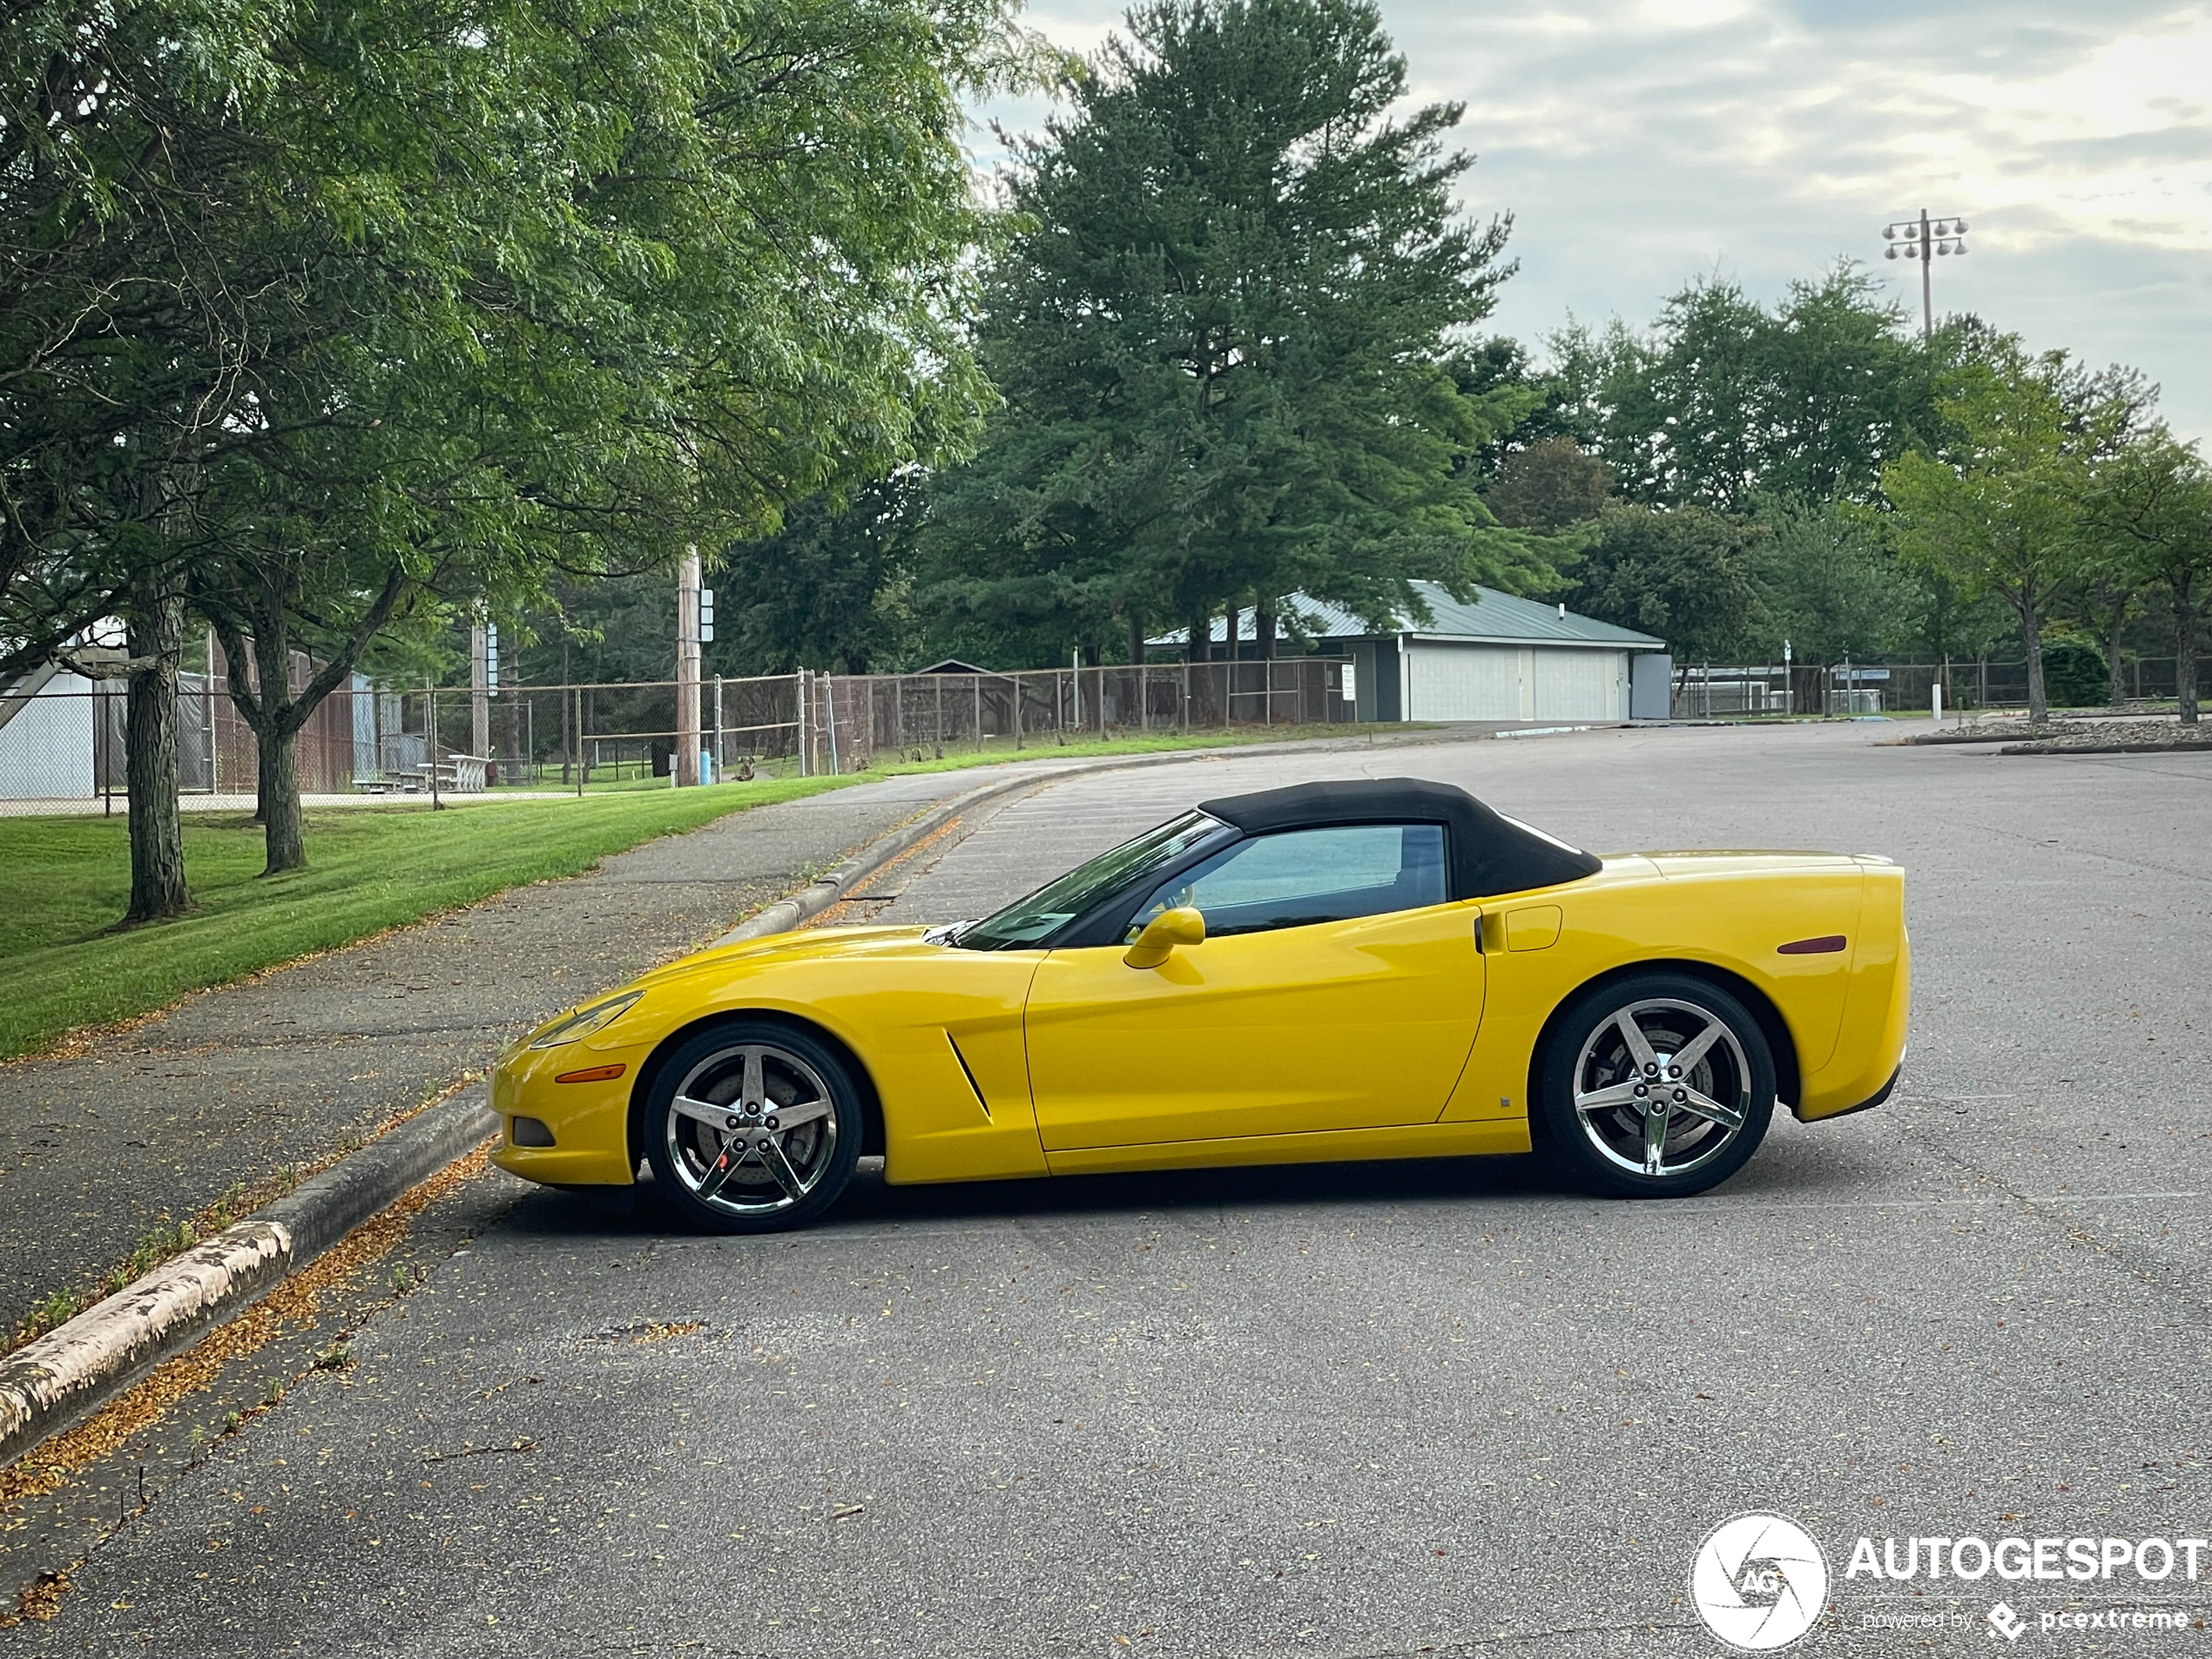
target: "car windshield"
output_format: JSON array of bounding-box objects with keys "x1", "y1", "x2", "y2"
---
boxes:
[{"x1": 951, "y1": 811, "x2": 1231, "y2": 950}]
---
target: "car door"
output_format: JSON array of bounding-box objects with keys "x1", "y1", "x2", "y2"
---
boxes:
[{"x1": 1023, "y1": 823, "x2": 1486, "y2": 1150}]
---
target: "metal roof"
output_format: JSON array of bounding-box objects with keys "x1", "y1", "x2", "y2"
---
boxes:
[{"x1": 1155, "y1": 583, "x2": 1665, "y2": 651}]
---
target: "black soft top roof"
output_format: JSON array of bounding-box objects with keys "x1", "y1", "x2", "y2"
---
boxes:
[{"x1": 1197, "y1": 778, "x2": 1601, "y2": 900}]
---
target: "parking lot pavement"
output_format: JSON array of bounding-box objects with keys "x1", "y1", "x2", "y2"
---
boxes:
[{"x1": 16, "y1": 723, "x2": 2212, "y2": 1656}]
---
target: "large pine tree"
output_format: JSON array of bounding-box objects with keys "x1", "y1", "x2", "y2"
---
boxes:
[{"x1": 921, "y1": 0, "x2": 1541, "y2": 664}]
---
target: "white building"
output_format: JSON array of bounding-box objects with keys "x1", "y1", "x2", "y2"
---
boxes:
[
  {"x1": 0, "y1": 663, "x2": 101, "y2": 799},
  {"x1": 1171, "y1": 583, "x2": 1670, "y2": 723}
]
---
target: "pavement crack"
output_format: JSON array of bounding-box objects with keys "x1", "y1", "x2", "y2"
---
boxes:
[
  {"x1": 421, "y1": 1437, "x2": 538, "y2": 1465},
  {"x1": 1895, "y1": 1119, "x2": 2209, "y2": 1325}
]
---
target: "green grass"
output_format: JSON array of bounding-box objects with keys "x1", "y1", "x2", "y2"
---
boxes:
[
  {"x1": 0, "y1": 775, "x2": 847, "y2": 1062},
  {"x1": 0, "y1": 721, "x2": 1405, "y2": 1060}
]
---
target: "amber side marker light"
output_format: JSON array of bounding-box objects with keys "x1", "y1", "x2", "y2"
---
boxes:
[
  {"x1": 1777, "y1": 935, "x2": 1847, "y2": 955},
  {"x1": 555, "y1": 1062, "x2": 628, "y2": 1084}
]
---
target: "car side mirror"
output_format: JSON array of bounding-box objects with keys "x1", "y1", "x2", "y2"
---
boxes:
[{"x1": 1123, "y1": 906, "x2": 1205, "y2": 969}]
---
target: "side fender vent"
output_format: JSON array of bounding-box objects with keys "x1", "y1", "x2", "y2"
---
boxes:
[{"x1": 946, "y1": 1033, "x2": 992, "y2": 1120}]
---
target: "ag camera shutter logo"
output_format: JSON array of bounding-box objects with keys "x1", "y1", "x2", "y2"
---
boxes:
[{"x1": 1690, "y1": 1513, "x2": 1830, "y2": 1650}]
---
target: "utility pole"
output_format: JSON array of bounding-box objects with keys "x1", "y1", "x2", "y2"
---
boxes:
[
  {"x1": 675, "y1": 546, "x2": 702, "y2": 786},
  {"x1": 1882, "y1": 209, "x2": 1969, "y2": 338},
  {"x1": 469, "y1": 617, "x2": 491, "y2": 763}
]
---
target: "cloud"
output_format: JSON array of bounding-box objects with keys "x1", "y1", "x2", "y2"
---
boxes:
[{"x1": 974, "y1": 0, "x2": 2212, "y2": 440}]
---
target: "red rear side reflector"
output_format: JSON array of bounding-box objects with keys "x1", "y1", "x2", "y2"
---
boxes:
[
  {"x1": 1777, "y1": 935, "x2": 1847, "y2": 955},
  {"x1": 555, "y1": 1062, "x2": 627, "y2": 1084}
]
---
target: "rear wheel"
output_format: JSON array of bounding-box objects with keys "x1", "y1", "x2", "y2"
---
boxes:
[
  {"x1": 1539, "y1": 974, "x2": 1775, "y2": 1198},
  {"x1": 642, "y1": 1022, "x2": 862, "y2": 1232}
]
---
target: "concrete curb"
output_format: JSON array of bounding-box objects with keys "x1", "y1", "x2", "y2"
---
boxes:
[
  {"x1": 2000, "y1": 740, "x2": 2212, "y2": 756},
  {"x1": 0, "y1": 1089, "x2": 494, "y2": 1471}
]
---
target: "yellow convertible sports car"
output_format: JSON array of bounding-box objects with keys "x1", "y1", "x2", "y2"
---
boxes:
[{"x1": 492, "y1": 779, "x2": 1907, "y2": 1231}]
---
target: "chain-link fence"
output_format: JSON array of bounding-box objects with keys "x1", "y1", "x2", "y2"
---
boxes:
[
  {"x1": 20, "y1": 642, "x2": 2209, "y2": 813},
  {"x1": 0, "y1": 657, "x2": 1355, "y2": 815},
  {"x1": 1673, "y1": 657, "x2": 2212, "y2": 719},
  {"x1": 829, "y1": 659, "x2": 1350, "y2": 768},
  {"x1": 404, "y1": 676, "x2": 808, "y2": 792},
  {"x1": 0, "y1": 665, "x2": 364, "y2": 814}
]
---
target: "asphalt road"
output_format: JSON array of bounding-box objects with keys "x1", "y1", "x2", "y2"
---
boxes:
[{"x1": 17, "y1": 722, "x2": 2212, "y2": 1656}]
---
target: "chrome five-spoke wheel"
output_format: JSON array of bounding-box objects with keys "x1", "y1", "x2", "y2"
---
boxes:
[
  {"x1": 1573, "y1": 998, "x2": 1748, "y2": 1177},
  {"x1": 1540, "y1": 974, "x2": 1776, "y2": 1197},
  {"x1": 643, "y1": 1023, "x2": 862, "y2": 1231}
]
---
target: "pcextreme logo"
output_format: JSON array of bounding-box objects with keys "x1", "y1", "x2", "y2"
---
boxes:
[{"x1": 1689, "y1": 1513, "x2": 1831, "y2": 1652}]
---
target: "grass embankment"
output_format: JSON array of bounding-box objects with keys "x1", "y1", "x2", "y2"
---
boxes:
[
  {"x1": 0, "y1": 776, "x2": 846, "y2": 1062},
  {"x1": 0, "y1": 722, "x2": 1404, "y2": 1060}
]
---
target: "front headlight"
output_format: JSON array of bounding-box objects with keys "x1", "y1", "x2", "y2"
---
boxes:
[{"x1": 527, "y1": 991, "x2": 644, "y2": 1049}]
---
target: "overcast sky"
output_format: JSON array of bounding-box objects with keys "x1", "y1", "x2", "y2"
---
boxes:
[{"x1": 974, "y1": 0, "x2": 2212, "y2": 441}]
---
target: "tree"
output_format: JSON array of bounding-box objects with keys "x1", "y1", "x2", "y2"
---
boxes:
[
  {"x1": 921, "y1": 0, "x2": 1534, "y2": 665},
  {"x1": 2051, "y1": 362, "x2": 2163, "y2": 711},
  {"x1": 2060, "y1": 567, "x2": 2134, "y2": 708},
  {"x1": 1751, "y1": 500, "x2": 1924, "y2": 663},
  {"x1": 1880, "y1": 342, "x2": 2094, "y2": 725},
  {"x1": 1, "y1": 0, "x2": 264, "y2": 685},
  {"x1": 1555, "y1": 266, "x2": 1944, "y2": 512},
  {"x1": 1484, "y1": 438, "x2": 1611, "y2": 533},
  {"x1": 2085, "y1": 430, "x2": 2212, "y2": 724},
  {"x1": 719, "y1": 478, "x2": 925, "y2": 675},
  {"x1": 2, "y1": 0, "x2": 297, "y2": 915},
  {"x1": 158, "y1": 0, "x2": 1019, "y2": 873},
  {"x1": 1568, "y1": 504, "x2": 1764, "y2": 669}
]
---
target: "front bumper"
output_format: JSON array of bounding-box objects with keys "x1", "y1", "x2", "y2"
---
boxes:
[{"x1": 489, "y1": 1039, "x2": 647, "y2": 1187}]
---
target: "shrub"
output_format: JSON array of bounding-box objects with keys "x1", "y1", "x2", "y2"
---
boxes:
[{"x1": 2040, "y1": 635, "x2": 2108, "y2": 708}]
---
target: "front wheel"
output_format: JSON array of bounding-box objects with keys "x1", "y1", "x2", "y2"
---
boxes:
[
  {"x1": 642, "y1": 1022, "x2": 863, "y2": 1232},
  {"x1": 1538, "y1": 974, "x2": 1775, "y2": 1198}
]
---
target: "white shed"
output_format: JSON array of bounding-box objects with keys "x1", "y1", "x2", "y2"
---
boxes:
[
  {"x1": 1175, "y1": 583, "x2": 1669, "y2": 723},
  {"x1": 0, "y1": 663, "x2": 98, "y2": 799}
]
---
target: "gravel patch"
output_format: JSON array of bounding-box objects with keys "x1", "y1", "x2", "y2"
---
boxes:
[{"x1": 1998, "y1": 718, "x2": 2212, "y2": 754}]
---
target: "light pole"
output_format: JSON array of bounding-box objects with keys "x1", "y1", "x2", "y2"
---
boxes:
[
  {"x1": 675, "y1": 546, "x2": 702, "y2": 786},
  {"x1": 1882, "y1": 209, "x2": 1968, "y2": 338}
]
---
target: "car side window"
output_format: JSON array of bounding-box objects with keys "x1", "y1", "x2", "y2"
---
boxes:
[{"x1": 1125, "y1": 824, "x2": 1448, "y2": 941}]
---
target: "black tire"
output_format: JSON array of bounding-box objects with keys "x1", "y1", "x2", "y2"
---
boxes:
[
  {"x1": 1538, "y1": 973, "x2": 1776, "y2": 1199},
  {"x1": 640, "y1": 1021, "x2": 863, "y2": 1233}
]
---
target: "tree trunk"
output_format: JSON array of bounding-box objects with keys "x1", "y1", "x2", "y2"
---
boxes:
[
  {"x1": 2099, "y1": 593, "x2": 2129, "y2": 708},
  {"x1": 1257, "y1": 600, "x2": 1277, "y2": 659},
  {"x1": 235, "y1": 637, "x2": 270, "y2": 825},
  {"x1": 2178, "y1": 577, "x2": 2201, "y2": 726},
  {"x1": 1126, "y1": 610, "x2": 1144, "y2": 668},
  {"x1": 2019, "y1": 598, "x2": 2047, "y2": 725},
  {"x1": 1185, "y1": 609, "x2": 1209, "y2": 665},
  {"x1": 122, "y1": 566, "x2": 192, "y2": 922},
  {"x1": 199, "y1": 562, "x2": 409, "y2": 873},
  {"x1": 257, "y1": 722, "x2": 307, "y2": 873}
]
